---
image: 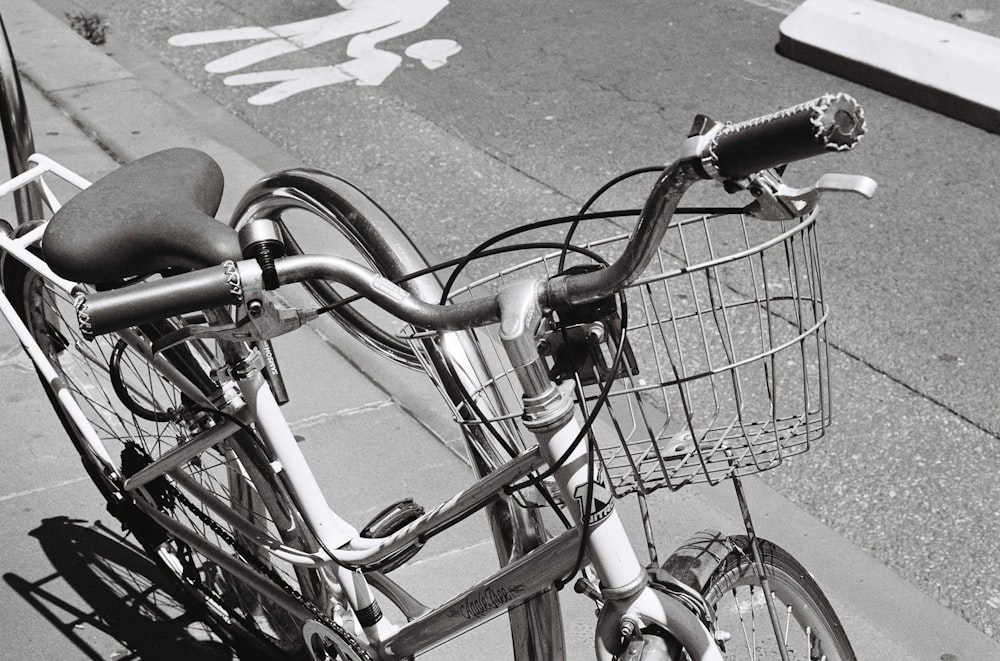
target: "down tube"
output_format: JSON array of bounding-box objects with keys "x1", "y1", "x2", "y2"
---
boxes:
[{"x1": 380, "y1": 527, "x2": 581, "y2": 660}]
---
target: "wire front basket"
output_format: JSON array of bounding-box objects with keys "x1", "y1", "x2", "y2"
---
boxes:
[{"x1": 411, "y1": 208, "x2": 831, "y2": 497}]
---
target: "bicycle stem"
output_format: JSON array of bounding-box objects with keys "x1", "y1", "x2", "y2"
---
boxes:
[{"x1": 496, "y1": 275, "x2": 724, "y2": 661}]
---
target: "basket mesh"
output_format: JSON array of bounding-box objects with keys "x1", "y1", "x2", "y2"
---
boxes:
[{"x1": 412, "y1": 209, "x2": 830, "y2": 496}]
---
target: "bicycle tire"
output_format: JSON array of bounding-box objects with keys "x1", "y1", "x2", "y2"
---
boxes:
[
  {"x1": 231, "y1": 169, "x2": 567, "y2": 661},
  {"x1": 662, "y1": 533, "x2": 856, "y2": 661},
  {"x1": 231, "y1": 167, "x2": 428, "y2": 369},
  {"x1": 2, "y1": 255, "x2": 325, "y2": 659},
  {"x1": 0, "y1": 11, "x2": 44, "y2": 222}
]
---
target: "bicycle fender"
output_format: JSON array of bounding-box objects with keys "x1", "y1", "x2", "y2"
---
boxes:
[{"x1": 658, "y1": 529, "x2": 735, "y2": 594}]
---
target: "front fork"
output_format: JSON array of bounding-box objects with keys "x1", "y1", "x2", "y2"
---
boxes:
[{"x1": 497, "y1": 281, "x2": 723, "y2": 661}]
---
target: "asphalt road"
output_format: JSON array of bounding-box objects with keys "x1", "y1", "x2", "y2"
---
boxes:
[{"x1": 32, "y1": 0, "x2": 1000, "y2": 644}]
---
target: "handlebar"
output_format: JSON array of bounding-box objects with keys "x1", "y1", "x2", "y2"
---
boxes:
[
  {"x1": 77, "y1": 263, "x2": 243, "y2": 340},
  {"x1": 695, "y1": 92, "x2": 866, "y2": 180},
  {"x1": 77, "y1": 254, "x2": 503, "y2": 341},
  {"x1": 77, "y1": 93, "x2": 867, "y2": 340}
]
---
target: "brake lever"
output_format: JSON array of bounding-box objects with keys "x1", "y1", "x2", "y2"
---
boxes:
[
  {"x1": 151, "y1": 317, "x2": 255, "y2": 355},
  {"x1": 151, "y1": 300, "x2": 318, "y2": 355},
  {"x1": 743, "y1": 171, "x2": 877, "y2": 221}
]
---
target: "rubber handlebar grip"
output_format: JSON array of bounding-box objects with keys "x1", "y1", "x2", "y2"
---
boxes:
[
  {"x1": 706, "y1": 93, "x2": 866, "y2": 180},
  {"x1": 77, "y1": 262, "x2": 242, "y2": 339}
]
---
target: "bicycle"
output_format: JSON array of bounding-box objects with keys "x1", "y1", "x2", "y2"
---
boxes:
[{"x1": 1, "y1": 19, "x2": 876, "y2": 659}]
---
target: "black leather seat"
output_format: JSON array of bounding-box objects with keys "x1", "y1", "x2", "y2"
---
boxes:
[{"x1": 43, "y1": 148, "x2": 242, "y2": 285}]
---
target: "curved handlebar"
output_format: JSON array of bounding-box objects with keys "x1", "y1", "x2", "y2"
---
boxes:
[
  {"x1": 79, "y1": 255, "x2": 503, "y2": 339},
  {"x1": 77, "y1": 93, "x2": 867, "y2": 339}
]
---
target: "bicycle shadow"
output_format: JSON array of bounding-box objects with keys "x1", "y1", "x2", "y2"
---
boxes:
[{"x1": 4, "y1": 516, "x2": 234, "y2": 660}]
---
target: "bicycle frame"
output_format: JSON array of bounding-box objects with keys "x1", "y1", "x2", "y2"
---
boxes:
[
  {"x1": 0, "y1": 154, "x2": 724, "y2": 660},
  {"x1": 160, "y1": 347, "x2": 722, "y2": 661}
]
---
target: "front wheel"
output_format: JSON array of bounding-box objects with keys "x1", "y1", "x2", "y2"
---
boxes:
[{"x1": 663, "y1": 533, "x2": 856, "y2": 661}]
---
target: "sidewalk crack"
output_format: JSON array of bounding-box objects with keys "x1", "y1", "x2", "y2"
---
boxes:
[
  {"x1": 831, "y1": 340, "x2": 999, "y2": 440},
  {"x1": 0, "y1": 345, "x2": 34, "y2": 373},
  {"x1": 289, "y1": 400, "x2": 395, "y2": 431}
]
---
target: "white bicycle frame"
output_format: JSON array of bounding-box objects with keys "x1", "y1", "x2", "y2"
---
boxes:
[{"x1": 0, "y1": 154, "x2": 724, "y2": 661}]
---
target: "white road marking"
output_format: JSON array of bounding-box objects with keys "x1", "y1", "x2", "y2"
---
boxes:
[
  {"x1": 170, "y1": 0, "x2": 460, "y2": 104},
  {"x1": 405, "y1": 39, "x2": 462, "y2": 70},
  {"x1": 743, "y1": 0, "x2": 798, "y2": 15}
]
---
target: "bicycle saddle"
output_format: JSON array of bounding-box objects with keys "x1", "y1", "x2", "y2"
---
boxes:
[{"x1": 43, "y1": 147, "x2": 242, "y2": 285}]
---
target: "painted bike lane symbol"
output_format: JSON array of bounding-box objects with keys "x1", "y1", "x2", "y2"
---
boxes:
[{"x1": 169, "y1": 0, "x2": 461, "y2": 105}]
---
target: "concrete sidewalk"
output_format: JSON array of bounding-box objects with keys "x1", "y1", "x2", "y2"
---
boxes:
[{"x1": 1, "y1": 1, "x2": 998, "y2": 659}]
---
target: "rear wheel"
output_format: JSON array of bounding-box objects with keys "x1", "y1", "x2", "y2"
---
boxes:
[
  {"x1": 0, "y1": 11, "x2": 45, "y2": 222},
  {"x1": 3, "y1": 258, "x2": 323, "y2": 659},
  {"x1": 232, "y1": 169, "x2": 567, "y2": 660},
  {"x1": 232, "y1": 168, "x2": 428, "y2": 369}
]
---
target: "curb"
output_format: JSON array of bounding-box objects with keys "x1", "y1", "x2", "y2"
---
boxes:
[
  {"x1": 779, "y1": 0, "x2": 1000, "y2": 133},
  {"x1": 2, "y1": 0, "x2": 267, "y2": 216}
]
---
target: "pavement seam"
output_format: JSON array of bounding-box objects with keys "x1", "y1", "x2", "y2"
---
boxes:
[
  {"x1": 0, "y1": 477, "x2": 90, "y2": 502},
  {"x1": 288, "y1": 400, "x2": 396, "y2": 430},
  {"x1": 293, "y1": 319, "x2": 473, "y2": 465},
  {"x1": 29, "y1": 77, "x2": 128, "y2": 164},
  {"x1": 0, "y1": 346, "x2": 33, "y2": 371},
  {"x1": 830, "y1": 338, "x2": 999, "y2": 440},
  {"x1": 402, "y1": 537, "x2": 493, "y2": 569}
]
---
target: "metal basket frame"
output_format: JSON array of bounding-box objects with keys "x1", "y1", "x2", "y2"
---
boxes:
[{"x1": 412, "y1": 208, "x2": 831, "y2": 496}]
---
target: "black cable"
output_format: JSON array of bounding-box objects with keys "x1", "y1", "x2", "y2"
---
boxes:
[
  {"x1": 557, "y1": 290, "x2": 631, "y2": 589},
  {"x1": 432, "y1": 172, "x2": 644, "y2": 505},
  {"x1": 438, "y1": 345, "x2": 573, "y2": 529},
  {"x1": 559, "y1": 166, "x2": 666, "y2": 273},
  {"x1": 312, "y1": 218, "x2": 635, "y2": 316},
  {"x1": 543, "y1": 168, "x2": 653, "y2": 586},
  {"x1": 421, "y1": 171, "x2": 650, "y2": 565},
  {"x1": 503, "y1": 286, "x2": 630, "y2": 493},
  {"x1": 437, "y1": 209, "x2": 640, "y2": 305},
  {"x1": 311, "y1": 205, "x2": 735, "y2": 315}
]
